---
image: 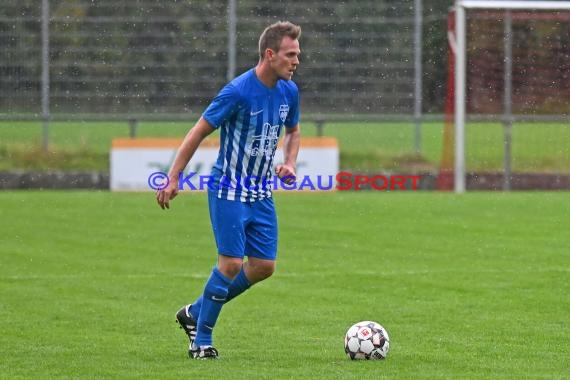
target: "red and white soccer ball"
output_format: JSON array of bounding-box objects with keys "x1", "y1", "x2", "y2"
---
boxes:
[{"x1": 344, "y1": 321, "x2": 390, "y2": 360}]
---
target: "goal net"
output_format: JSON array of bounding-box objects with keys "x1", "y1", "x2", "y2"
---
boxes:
[{"x1": 438, "y1": 1, "x2": 570, "y2": 192}]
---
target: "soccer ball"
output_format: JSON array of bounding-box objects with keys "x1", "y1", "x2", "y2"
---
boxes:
[{"x1": 344, "y1": 321, "x2": 390, "y2": 360}]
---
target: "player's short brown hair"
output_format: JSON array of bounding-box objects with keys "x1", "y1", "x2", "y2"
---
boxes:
[{"x1": 258, "y1": 21, "x2": 301, "y2": 59}]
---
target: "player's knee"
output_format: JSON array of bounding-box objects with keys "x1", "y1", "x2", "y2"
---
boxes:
[
  {"x1": 249, "y1": 261, "x2": 275, "y2": 283},
  {"x1": 217, "y1": 256, "x2": 243, "y2": 279},
  {"x1": 258, "y1": 264, "x2": 275, "y2": 280}
]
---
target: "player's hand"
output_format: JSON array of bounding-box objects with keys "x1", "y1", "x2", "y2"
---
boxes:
[
  {"x1": 156, "y1": 179, "x2": 178, "y2": 210},
  {"x1": 275, "y1": 164, "x2": 296, "y2": 184}
]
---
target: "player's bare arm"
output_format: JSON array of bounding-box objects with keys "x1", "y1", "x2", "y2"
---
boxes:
[
  {"x1": 275, "y1": 124, "x2": 300, "y2": 184},
  {"x1": 156, "y1": 117, "x2": 215, "y2": 209}
]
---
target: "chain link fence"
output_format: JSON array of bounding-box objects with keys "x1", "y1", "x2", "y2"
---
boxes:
[{"x1": 1, "y1": 0, "x2": 432, "y2": 119}]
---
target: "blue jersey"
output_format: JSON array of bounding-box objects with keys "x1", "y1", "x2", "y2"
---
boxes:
[{"x1": 202, "y1": 68, "x2": 300, "y2": 202}]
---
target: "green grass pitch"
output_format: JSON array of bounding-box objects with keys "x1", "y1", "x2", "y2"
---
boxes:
[{"x1": 1, "y1": 191, "x2": 568, "y2": 379}]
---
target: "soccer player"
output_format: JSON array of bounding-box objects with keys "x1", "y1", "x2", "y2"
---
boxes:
[{"x1": 155, "y1": 21, "x2": 301, "y2": 359}]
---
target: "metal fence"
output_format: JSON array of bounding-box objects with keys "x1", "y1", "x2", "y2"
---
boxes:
[{"x1": 1, "y1": 0, "x2": 431, "y2": 119}]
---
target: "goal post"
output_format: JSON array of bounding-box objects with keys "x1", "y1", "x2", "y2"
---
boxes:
[{"x1": 452, "y1": 0, "x2": 570, "y2": 193}]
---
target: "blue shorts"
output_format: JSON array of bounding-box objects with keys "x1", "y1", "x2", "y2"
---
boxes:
[{"x1": 208, "y1": 191, "x2": 278, "y2": 260}]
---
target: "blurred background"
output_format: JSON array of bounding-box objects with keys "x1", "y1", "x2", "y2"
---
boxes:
[
  {"x1": 2, "y1": 0, "x2": 449, "y2": 116},
  {"x1": 0, "y1": 0, "x2": 568, "y2": 188}
]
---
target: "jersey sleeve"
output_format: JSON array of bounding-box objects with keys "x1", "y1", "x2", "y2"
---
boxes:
[{"x1": 202, "y1": 84, "x2": 241, "y2": 129}]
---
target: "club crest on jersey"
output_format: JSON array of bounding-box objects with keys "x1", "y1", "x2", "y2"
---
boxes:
[{"x1": 279, "y1": 104, "x2": 289, "y2": 123}]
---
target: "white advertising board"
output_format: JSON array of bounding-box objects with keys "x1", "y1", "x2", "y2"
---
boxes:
[{"x1": 110, "y1": 138, "x2": 339, "y2": 191}]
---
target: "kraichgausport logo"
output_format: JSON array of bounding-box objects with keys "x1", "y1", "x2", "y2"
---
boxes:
[{"x1": 148, "y1": 172, "x2": 422, "y2": 191}]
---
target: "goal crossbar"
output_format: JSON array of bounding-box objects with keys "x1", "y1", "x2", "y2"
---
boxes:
[{"x1": 458, "y1": 1, "x2": 570, "y2": 10}]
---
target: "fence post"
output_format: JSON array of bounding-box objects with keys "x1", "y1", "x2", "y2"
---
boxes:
[
  {"x1": 41, "y1": 0, "x2": 50, "y2": 152},
  {"x1": 503, "y1": 10, "x2": 513, "y2": 191},
  {"x1": 413, "y1": 0, "x2": 423, "y2": 155},
  {"x1": 227, "y1": 0, "x2": 237, "y2": 81},
  {"x1": 314, "y1": 117, "x2": 325, "y2": 137},
  {"x1": 128, "y1": 118, "x2": 138, "y2": 139}
]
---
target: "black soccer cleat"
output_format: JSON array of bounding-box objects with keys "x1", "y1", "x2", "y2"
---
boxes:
[
  {"x1": 190, "y1": 345, "x2": 219, "y2": 360},
  {"x1": 175, "y1": 305, "x2": 197, "y2": 348}
]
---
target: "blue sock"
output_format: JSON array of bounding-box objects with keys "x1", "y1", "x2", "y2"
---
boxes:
[
  {"x1": 194, "y1": 267, "x2": 232, "y2": 347},
  {"x1": 226, "y1": 267, "x2": 251, "y2": 302},
  {"x1": 189, "y1": 267, "x2": 251, "y2": 319},
  {"x1": 188, "y1": 298, "x2": 202, "y2": 319}
]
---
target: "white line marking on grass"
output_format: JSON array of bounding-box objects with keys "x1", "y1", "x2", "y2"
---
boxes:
[
  {"x1": 3, "y1": 273, "x2": 209, "y2": 280},
  {"x1": 275, "y1": 267, "x2": 570, "y2": 277}
]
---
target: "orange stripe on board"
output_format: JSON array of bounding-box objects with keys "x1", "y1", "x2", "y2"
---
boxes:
[
  {"x1": 297, "y1": 137, "x2": 338, "y2": 148},
  {"x1": 112, "y1": 137, "x2": 338, "y2": 149}
]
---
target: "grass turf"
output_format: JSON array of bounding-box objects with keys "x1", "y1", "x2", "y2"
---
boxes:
[
  {"x1": 1, "y1": 120, "x2": 569, "y2": 171},
  {"x1": 1, "y1": 191, "x2": 568, "y2": 379}
]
